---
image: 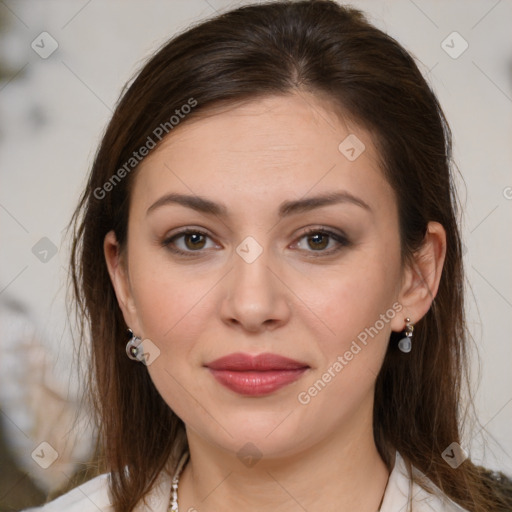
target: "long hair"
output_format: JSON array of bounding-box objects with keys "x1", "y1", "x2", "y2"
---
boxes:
[{"x1": 68, "y1": 1, "x2": 512, "y2": 510}]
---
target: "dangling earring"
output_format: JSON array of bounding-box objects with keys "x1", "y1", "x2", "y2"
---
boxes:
[
  {"x1": 126, "y1": 328, "x2": 143, "y2": 361},
  {"x1": 398, "y1": 318, "x2": 414, "y2": 353}
]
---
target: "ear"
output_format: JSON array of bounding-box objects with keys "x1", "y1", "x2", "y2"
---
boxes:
[
  {"x1": 391, "y1": 221, "x2": 447, "y2": 331},
  {"x1": 103, "y1": 230, "x2": 141, "y2": 333}
]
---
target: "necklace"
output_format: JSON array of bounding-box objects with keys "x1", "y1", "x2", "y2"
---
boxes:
[
  {"x1": 168, "y1": 452, "x2": 190, "y2": 511},
  {"x1": 168, "y1": 451, "x2": 389, "y2": 511}
]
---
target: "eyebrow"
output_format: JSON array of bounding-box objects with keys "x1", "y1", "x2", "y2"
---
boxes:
[{"x1": 146, "y1": 191, "x2": 371, "y2": 218}]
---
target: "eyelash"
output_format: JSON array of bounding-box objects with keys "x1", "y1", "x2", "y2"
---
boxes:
[{"x1": 161, "y1": 227, "x2": 350, "y2": 258}]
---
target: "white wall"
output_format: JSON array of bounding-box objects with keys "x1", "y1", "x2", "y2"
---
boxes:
[{"x1": 0, "y1": 0, "x2": 510, "y2": 480}]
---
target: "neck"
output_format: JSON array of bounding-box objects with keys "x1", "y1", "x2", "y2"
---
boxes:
[{"x1": 177, "y1": 410, "x2": 390, "y2": 512}]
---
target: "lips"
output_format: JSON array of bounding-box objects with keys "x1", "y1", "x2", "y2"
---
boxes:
[
  {"x1": 205, "y1": 352, "x2": 309, "y2": 396},
  {"x1": 206, "y1": 352, "x2": 308, "y2": 371}
]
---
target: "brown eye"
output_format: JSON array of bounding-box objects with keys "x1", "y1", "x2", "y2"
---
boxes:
[
  {"x1": 184, "y1": 233, "x2": 206, "y2": 250},
  {"x1": 162, "y1": 229, "x2": 218, "y2": 255},
  {"x1": 307, "y1": 233, "x2": 329, "y2": 251},
  {"x1": 294, "y1": 228, "x2": 350, "y2": 256}
]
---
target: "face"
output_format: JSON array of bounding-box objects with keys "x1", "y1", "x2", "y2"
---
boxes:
[{"x1": 107, "y1": 92, "x2": 409, "y2": 459}]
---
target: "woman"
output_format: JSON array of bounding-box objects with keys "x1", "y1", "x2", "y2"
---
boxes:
[{"x1": 24, "y1": 1, "x2": 512, "y2": 511}]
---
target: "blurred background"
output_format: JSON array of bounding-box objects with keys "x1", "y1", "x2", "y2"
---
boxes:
[{"x1": 0, "y1": 0, "x2": 511, "y2": 510}]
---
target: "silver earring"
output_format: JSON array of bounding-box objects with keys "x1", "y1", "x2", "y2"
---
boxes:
[
  {"x1": 126, "y1": 328, "x2": 143, "y2": 361},
  {"x1": 398, "y1": 318, "x2": 414, "y2": 353}
]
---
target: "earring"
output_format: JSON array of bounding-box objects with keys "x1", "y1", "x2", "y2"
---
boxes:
[
  {"x1": 398, "y1": 318, "x2": 414, "y2": 353},
  {"x1": 126, "y1": 328, "x2": 143, "y2": 361}
]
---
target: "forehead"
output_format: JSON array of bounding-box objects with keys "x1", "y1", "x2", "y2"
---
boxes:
[{"x1": 131, "y1": 93, "x2": 393, "y2": 219}]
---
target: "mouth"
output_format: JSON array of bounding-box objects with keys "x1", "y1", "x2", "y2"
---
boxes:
[{"x1": 204, "y1": 352, "x2": 310, "y2": 396}]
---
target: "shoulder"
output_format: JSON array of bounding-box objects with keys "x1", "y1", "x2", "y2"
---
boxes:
[
  {"x1": 380, "y1": 451, "x2": 469, "y2": 512},
  {"x1": 20, "y1": 464, "x2": 172, "y2": 512},
  {"x1": 410, "y1": 479, "x2": 469, "y2": 511},
  {"x1": 20, "y1": 473, "x2": 113, "y2": 512}
]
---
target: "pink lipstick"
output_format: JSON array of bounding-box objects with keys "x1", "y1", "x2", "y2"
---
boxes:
[{"x1": 205, "y1": 352, "x2": 309, "y2": 396}]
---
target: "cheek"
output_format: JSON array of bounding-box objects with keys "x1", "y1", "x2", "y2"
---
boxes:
[
  {"x1": 129, "y1": 260, "x2": 215, "y2": 419},
  {"x1": 294, "y1": 277, "x2": 395, "y2": 422},
  {"x1": 126, "y1": 234, "x2": 210, "y2": 327},
  {"x1": 296, "y1": 247, "x2": 401, "y2": 383},
  {"x1": 300, "y1": 252, "x2": 400, "y2": 336},
  {"x1": 132, "y1": 266, "x2": 215, "y2": 349}
]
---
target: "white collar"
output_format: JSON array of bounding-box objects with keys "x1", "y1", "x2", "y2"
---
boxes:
[
  {"x1": 138, "y1": 450, "x2": 467, "y2": 512},
  {"x1": 380, "y1": 451, "x2": 468, "y2": 511},
  {"x1": 27, "y1": 450, "x2": 467, "y2": 511},
  {"x1": 379, "y1": 451, "x2": 414, "y2": 511}
]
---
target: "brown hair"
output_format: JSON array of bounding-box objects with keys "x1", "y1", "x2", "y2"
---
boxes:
[{"x1": 68, "y1": 1, "x2": 512, "y2": 511}]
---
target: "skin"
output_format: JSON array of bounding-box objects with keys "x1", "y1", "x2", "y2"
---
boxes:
[{"x1": 104, "y1": 92, "x2": 446, "y2": 512}]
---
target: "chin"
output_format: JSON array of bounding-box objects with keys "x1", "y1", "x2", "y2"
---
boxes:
[{"x1": 193, "y1": 406, "x2": 319, "y2": 458}]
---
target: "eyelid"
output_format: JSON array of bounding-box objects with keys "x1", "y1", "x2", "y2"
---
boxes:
[{"x1": 295, "y1": 225, "x2": 349, "y2": 240}]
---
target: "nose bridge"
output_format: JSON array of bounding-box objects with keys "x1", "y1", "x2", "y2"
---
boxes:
[
  {"x1": 232, "y1": 234, "x2": 275, "y2": 297},
  {"x1": 220, "y1": 233, "x2": 291, "y2": 330}
]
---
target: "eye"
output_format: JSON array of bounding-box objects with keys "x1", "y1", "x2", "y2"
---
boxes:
[
  {"x1": 293, "y1": 227, "x2": 350, "y2": 255},
  {"x1": 162, "y1": 226, "x2": 350, "y2": 257},
  {"x1": 162, "y1": 229, "x2": 219, "y2": 255}
]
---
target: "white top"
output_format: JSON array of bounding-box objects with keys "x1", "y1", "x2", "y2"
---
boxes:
[{"x1": 23, "y1": 451, "x2": 468, "y2": 511}]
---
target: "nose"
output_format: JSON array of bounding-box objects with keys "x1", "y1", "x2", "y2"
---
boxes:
[{"x1": 219, "y1": 241, "x2": 292, "y2": 333}]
